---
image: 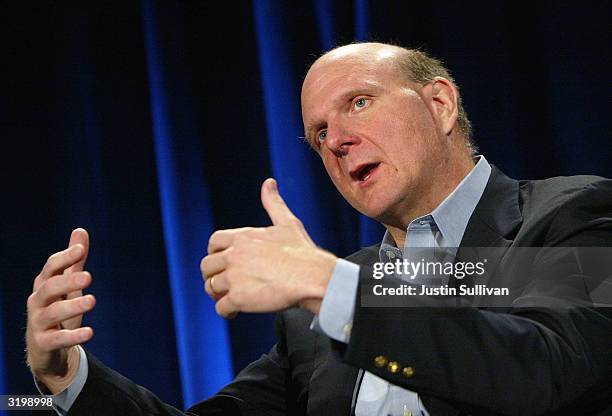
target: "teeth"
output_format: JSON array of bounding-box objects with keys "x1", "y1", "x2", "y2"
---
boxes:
[
  {"x1": 358, "y1": 164, "x2": 377, "y2": 181},
  {"x1": 354, "y1": 163, "x2": 379, "y2": 182}
]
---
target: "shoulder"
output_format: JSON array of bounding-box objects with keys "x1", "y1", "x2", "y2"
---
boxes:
[
  {"x1": 519, "y1": 175, "x2": 612, "y2": 245},
  {"x1": 520, "y1": 175, "x2": 612, "y2": 218},
  {"x1": 520, "y1": 175, "x2": 612, "y2": 210}
]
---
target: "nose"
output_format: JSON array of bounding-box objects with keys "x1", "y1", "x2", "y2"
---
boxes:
[{"x1": 323, "y1": 117, "x2": 360, "y2": 156}]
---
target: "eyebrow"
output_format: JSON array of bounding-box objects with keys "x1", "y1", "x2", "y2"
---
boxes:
[
  {"x1": 304, "y1": 82, "x2": 387, "y2": 145},
  {"x1": 304, "y1": 122, "x2": 324, "y2": 147}
]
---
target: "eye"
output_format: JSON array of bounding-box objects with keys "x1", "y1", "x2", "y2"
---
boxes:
[
  {"x1": 353, "y1": 97, "x2": 371, "y2": 111},
  {"x1": 317, "y1": 130, "x2": 327, "y2": 144}
]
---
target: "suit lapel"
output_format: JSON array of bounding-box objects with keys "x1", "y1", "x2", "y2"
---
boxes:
[
  {"x1": 460, "y1": 166, "x2": 522, "y2": 248},
  {"x1": 348, "y1": 244, "x2": 380, "y2": 267},
  {"x1": 422, "y1": 167, "x2": 523, "y2": 414},
  {"x1": 455, "y1": 167, "x2": 523, "y2": 296}
]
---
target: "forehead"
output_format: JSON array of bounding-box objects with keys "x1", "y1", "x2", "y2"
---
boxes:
[
  {"x1": 300, "y1": 50, "x2": 406, "y2": 137},
  {"x1": 302, "y1": 50, "x2": 403, "y2": 101}
]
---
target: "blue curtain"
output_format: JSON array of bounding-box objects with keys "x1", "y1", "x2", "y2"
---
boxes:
[
  {"x1": 0, "y1": 1, "x2": 609, "y2": 411},
  {"x1": 142, "y1": 1, "x2": 233, "y2": 406}
]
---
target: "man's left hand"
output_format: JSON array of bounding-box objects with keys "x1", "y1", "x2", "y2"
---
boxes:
[{"x1": 200, "y1": 178, "x2": 337, "y2": 317}]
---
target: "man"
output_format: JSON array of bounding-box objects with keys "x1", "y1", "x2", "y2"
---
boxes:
[{"x1": 26, "y1": 43, "x2": 612, "y2": 415}]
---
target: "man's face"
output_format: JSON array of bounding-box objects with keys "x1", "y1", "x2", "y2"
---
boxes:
[{"x1": 301, "y1": 47, "x2": 449, "y2": 227}]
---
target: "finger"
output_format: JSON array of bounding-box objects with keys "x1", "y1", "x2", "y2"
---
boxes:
[
  {"x1": 35, "y1": 295, "x2": 96, "y2": 330},
  {"x1": 208, "y1": 227, "x2": 287, "y2": 254},
  {"x1": 37, "y1": 245, "x2": 86, "y2": 285},
  {"x1": 215, "y1": 295, "x2": 239, "y2": 318},
  {"x1": 62, "y1": 229, "x2": 91, "y2": 313},
  {"x1": 208, "y1": 227, "x2": 255, "y2": 254},
  {"x1": 65, "y1": 228, "x2": 89, "y2": 274},
  {"x1": 207, "y1": 273, "x2": 230, "y2": 294},
  {"x1": 204, "y1": 278, "x2": 225, "y2": 301},
  {"x1": 31, "y1": 272, "x2": 92, "y2": 308},
  {"x1": 37, "y1": 327, "x2": 94, "y2": 352},
  {"x1": 260, "y1": 178, "x2": 298, "y2": 226},
  {"x1": 200, "y1": 253, "x2": 227, "y2": 279},
  {"x1": 204, "y1": 277, "x2": 226, "y2": 301}
]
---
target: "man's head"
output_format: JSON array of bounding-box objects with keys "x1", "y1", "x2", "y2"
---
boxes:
[{"x1": 301, "y1": 42, "x2": 476, "y2": 235}]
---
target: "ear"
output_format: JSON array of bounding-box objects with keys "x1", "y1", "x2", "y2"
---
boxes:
[{"x1": 427, "y1": 76, "x2": 458, "y2": 136}]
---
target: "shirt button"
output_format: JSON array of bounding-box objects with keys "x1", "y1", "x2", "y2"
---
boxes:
[
  {"x1": 343, "y1": 323, "x2": 352, "y2": 335},
  {"x1": 403, "y1": 407, "x2": 413, "y2": 416}
]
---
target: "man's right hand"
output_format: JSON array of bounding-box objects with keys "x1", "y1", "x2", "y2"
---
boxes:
[{"x1": 26, "y1": 228, "x2": 96, "y2": 394}]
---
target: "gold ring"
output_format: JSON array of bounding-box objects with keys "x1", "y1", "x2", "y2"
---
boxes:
[{"x1": 210, "y1": 276, "x2": 217, "y2": 294}]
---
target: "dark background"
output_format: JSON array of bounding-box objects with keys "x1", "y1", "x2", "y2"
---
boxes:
[{"x1": 0, "y1": 0, "x2": 609, "y2": 412}]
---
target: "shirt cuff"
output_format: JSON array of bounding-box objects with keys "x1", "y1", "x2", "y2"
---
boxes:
[
  {"x1": 313, "y1": 258, "x2": 360, "y2": 343},
  {"x1": 33, "y1": 345, "x2": 89, "y2": 415}
]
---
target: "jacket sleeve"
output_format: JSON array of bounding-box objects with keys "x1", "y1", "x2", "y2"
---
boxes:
[{"x1": 68, "y1": 314, "x2": 293, "y2": 416}]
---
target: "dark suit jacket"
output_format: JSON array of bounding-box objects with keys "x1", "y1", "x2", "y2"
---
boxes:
[{"x1": 67, "y1": 167, "x2": 612, "y2": 416}]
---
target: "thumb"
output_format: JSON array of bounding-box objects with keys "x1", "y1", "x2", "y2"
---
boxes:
[{"x1": 261, "y1": 178, "x2": 297, "y2": 226}]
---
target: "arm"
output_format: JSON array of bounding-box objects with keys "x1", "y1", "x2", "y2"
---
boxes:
[
  {"x1": 69, "y1": 320, "x2": 294, "y2": 416},
  {"x1": 199, "y1": 178, "x2": 612, "y2": 414},
  {"x1": 24, "y1": 228, "x2": 185, "y2": 415},
  {"x1": 342, "y1": 187, "x2": 612, "y2": 415},
  {"x1": 26, "y1": 228, "x2": 298, "y2": 416}
]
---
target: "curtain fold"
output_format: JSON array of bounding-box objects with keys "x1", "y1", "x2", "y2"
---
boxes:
[{"x1": 142, "y1": 0, "x2": 232, "y2": 407}]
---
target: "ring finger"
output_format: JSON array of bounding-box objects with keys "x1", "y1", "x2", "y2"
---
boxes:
[{"x1": 205, "y1": 274, "x2": 229, "y2": 297}]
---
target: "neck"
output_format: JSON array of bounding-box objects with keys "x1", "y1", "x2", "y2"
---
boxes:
[{"x1": 383, "y1": 151, "x2": 475, "y2": 249}]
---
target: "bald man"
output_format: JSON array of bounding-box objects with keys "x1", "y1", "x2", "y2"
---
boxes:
[{"x1": 26, "y1": 43, "x2": 612, "y2": 415}]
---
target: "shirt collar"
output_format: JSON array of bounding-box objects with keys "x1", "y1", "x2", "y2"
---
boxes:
[
  {"x1": 430, "y1": 155, "x2": 491, "y2": 247},
  {"x1": 380, "y1": 155, "x2": 492, "y2": 252}
]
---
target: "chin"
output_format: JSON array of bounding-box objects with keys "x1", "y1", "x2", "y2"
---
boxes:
[
  {"x1": 359, "y1": 196, "x2": 408, "y2": 226},
  {"x1": 341, "y1": 187, "x2": 402, "y2": 222},
  {"x1": 357, "y1": 202, "x2": 394, "y2": 223}
]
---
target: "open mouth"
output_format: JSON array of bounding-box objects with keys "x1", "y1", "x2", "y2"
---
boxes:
[{"x1": 351, "y1": 163, "x2": 380, "y2": 183}]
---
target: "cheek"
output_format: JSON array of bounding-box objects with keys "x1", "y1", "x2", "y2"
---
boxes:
[
  {"x1": 321, "y1": 157, "x2": 343, "y2": 185},
  {"x1": 321, "y1": 157, "x2": 357, "y2": 199},
  {"x1": 380, "y1": 110, "x2": 436, "y2": 156}
]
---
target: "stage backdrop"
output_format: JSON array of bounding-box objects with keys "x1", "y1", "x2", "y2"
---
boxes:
[{"x1": 0, "y1": 0, "x2": 609, "y2": 411}]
